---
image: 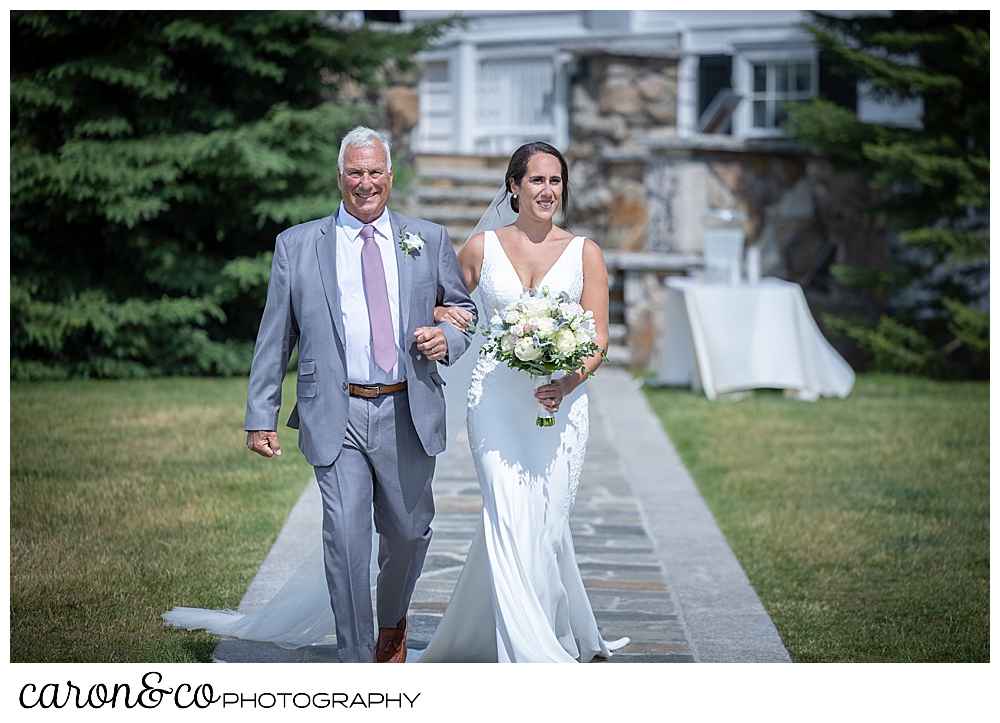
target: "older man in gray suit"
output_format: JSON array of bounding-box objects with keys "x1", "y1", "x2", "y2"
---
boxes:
[{"x1": 244, "y1": 126, "x2": 476, "y2": 663}]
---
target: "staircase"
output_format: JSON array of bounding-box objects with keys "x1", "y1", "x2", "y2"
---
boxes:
[{"x1": 397, "y1": 154, "x2": 509, "y2": 246}]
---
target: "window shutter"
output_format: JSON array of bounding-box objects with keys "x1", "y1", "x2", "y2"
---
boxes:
[
  {"x1": 818, "y1": 52, "x2": 857, "y2": 111},
  {"x1": 698, "y1": 55, "x2": 733, "y2": 118},
  {"x1": 363, "y1": 11, "x2": 401, "y2": 23}
]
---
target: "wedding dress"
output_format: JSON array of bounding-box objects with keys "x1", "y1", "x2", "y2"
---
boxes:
[{"x1": 415, "y1": 231, "x2": 627, "y2": 663}]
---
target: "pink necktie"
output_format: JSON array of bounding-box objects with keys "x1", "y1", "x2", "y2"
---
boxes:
[{"x1": 360, "y1": 224, "x2": 396, "y2": 374}]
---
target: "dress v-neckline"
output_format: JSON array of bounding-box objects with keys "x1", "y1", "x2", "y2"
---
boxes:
[{"x1": 489, "y1": 230, "x2": 579, "y2": 293}]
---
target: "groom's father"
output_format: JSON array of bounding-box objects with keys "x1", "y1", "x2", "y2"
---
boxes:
[{"x1": 244, "y1": 126, "x2": 476, "y2": 663}]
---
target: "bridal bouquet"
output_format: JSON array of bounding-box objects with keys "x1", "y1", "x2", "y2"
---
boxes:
[{"x1": 480, "y1": 286, "x2": 606, "y2": 427}]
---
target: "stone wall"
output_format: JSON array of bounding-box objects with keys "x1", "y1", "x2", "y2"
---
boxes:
[
  {"x1": 570, "y1": 55, "x2": 678, "y2": 146},
  {"x1": 596, "y1": 142, "x2": 890, "y2": 370},
  {"x1": 566, "y1": 54, "x2": 678, "y2": 250}
]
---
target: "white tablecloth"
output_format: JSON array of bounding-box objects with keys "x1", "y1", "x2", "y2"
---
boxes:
[{"x1": 655, "y1": 277, "x2": 855, "y2": 401}]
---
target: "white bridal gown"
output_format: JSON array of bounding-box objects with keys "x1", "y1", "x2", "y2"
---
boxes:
[{"x1": 416, "y1": 231, "x2": 627, "y2": 663}]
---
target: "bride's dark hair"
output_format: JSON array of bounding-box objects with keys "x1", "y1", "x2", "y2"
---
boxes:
[{"x1": 504, "y1": 141, "x2": 570, "y2": 220}]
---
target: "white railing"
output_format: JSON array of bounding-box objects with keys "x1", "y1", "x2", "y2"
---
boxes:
[
  {"x1": 414, "y1": 52, "x2": 563, "y2": 156},
  {"x1": 474, "y1": 58, "x2": 557, "y2": 154}
]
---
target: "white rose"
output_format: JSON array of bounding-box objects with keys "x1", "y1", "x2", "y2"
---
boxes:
[
  {"x1": 555, "y1": 328, "x2": 578, "y2": 355},
  {"x1": 501, "y1": 333, "x2": 516, "y2": 352},
  {"x1": 504, "y1": 309, "x2": 520, "y2": 325},
  {"x1": 514, "y1": 338, "x2": 543, "y2": 361},
  {"x1": 521, "y1": 296, "x2": 549, "y2": 318},
  {"x1": 575, "y1": 328, "x2": 592, "y2": 345},
  {"x1": 535, "y1": 317, "x2": 555, "y2": 337},
  {"x1": 560, "y1": 302, "x2": 583, "y2": 318}
]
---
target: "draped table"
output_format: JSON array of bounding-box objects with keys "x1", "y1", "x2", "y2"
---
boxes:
[{"x1": 654, "y1": 277, "x2": 855, "y2": 401}]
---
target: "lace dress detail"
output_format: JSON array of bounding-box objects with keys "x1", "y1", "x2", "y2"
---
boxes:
[
  {"x1": 564, "y1": 396, "x2": 588, "y2": 514},
  {"x1": 418, "y1": 231, "x2": 622, "y2": 663}
]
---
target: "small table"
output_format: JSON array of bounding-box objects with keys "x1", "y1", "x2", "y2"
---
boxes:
[{"x1": 655, "y1": 277, "x2": 855, "y2": 401}]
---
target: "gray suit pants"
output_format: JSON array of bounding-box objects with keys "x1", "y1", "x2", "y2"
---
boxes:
[{"x1": 314, "y1": 390, "x2": 435, "y2": 663}]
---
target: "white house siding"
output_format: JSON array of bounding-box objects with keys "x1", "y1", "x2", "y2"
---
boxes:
[
  {"x1": 403, "y1": 10, "x2": 826, "y2": 152},
  {"x1": 415, "y1": 61, "x2": 453, "y2": 154}
]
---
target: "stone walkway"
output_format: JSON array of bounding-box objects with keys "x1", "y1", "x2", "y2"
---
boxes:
[{"x1": 213, "y1": 368, "x2": 790, "y2": 663}]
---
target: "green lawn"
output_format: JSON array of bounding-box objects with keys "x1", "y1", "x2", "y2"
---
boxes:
[
  {"x1": 10, "y1": 373, "x2": 989, "y2": 663},
  {"x1": 643, "y1": 374, "x2": 989, "y2": 662},
  {"x1": 10, "y1": 376, "x2": 313, "y2": 662}
]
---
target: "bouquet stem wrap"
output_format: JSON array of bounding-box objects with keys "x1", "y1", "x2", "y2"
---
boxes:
[{"x1": 533, "y1": 374, "x2": 554, "y2": 427}]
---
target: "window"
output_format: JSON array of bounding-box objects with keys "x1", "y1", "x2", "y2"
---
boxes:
[{"x1": 749, "y1": 60, "x2": 816, "y2": 130}]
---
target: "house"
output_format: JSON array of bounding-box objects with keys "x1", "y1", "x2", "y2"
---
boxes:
[{"x1": 382, "y1": 10, "x2": 920, "y2": 367}]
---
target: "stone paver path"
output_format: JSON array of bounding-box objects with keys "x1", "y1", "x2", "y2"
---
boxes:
[{"x1": 213, "y1": 368, "x2": 789, "y2": 663}]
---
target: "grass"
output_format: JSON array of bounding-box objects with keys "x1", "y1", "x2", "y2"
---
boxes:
[
  {"x1": 10, "y1": 373, "x2": 989, "y2": 663},
  {"x1": 642, "y1": 374, "x2": 989, "y2": 662},
  {"x1": 10, "y1": 375, "x2": 313, "y2": 663}
]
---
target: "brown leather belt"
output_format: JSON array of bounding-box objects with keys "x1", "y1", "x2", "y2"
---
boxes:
[{"x1": 348, "y1": 381, "x2": 407, "y2": 398}]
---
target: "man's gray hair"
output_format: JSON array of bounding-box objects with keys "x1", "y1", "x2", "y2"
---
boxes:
[{"x1": 338, "y1": 126, "x2": 393, "y2": 172}]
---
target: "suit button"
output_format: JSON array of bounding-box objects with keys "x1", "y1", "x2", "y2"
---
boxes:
[
  {"x1": 342, "y1": 382, "x2": 348, "y2": 390},
  {"x1": 417, "y1": 354, "x2": 422, "y2": 360}
]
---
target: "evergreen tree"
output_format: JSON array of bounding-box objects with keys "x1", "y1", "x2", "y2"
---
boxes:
[
  {"x1": 11, "y1": 10, "x2": 445, "y2": 379},
  {"x1": 787, "y1": 10, "x2": 988, "y2": 378}
]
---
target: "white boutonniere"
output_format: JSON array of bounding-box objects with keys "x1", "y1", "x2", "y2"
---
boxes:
[{"x1": 398, "y1": 227, "x2": 426, "y2": 262}]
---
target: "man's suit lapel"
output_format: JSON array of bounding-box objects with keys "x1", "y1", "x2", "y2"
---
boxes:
[
  {"x1": 389, "y1": 211, "x2": 412, "y2": 334},
  {"x1": 316, "y1": 209, "x2": 346, "y2": 343}
]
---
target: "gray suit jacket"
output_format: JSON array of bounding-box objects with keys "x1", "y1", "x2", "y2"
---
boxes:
[{"x1": 245, "y1": 208, "x2": 477, "y2": 467}]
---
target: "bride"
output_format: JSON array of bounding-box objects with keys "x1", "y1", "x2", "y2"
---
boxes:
[
  {"x1": 163, "y1": 141, "x2": 628, "y2": 662},
  {"x1": 416, "y1": 141, "x2": 626, "y2": 662}
]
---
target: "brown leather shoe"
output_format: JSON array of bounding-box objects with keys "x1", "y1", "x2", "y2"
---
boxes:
[{"x1": 374, "y1": 616, "x2": 407, "y2": 663}]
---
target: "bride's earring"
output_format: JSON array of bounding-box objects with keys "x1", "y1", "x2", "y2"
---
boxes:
[{"x1": 510, "y1": 194, "x2": 519, "y2": 213}]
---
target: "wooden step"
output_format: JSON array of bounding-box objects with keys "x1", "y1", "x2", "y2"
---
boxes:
[
  {"x1": 412, "y1": 186, "x2": 503, "y2": 205},
  {"x1": 417, "y1": 167, "x2": 507, "y2": 187},
  {"x1": 409, "y1": 204, "x2": 487, "y2": 225},
  {"x1": 415, "y1": 153, "x2": 508, "y2": 172}
]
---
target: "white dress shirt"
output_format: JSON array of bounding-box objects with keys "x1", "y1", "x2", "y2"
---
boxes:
[{"x1": 335, "y1": 203, "x2": 405, "y2": 385}]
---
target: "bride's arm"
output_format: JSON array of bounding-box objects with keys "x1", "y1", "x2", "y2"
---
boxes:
[
  {"x1": 435, "y1": 233, "x2": 485, "y2": 329},
  {"x1": 542, "y1": 239, "x2": 609, "y2": 406},
  {"x1": 457, "y1": 232, "x2": 484, "y2": 293}
]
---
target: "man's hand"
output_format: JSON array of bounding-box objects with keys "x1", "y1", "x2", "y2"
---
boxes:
[
  {"x1": 247, "y1": 430, "x2": 282, "y2": 458},
  {"x1": 414, "y1": 326, "x2": 449, "y2": 361}
]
